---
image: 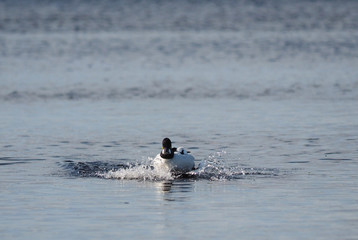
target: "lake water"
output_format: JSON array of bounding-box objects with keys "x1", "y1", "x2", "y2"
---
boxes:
[{"x1": 1, "y1": 0, "x2": 358, "y2": 239}]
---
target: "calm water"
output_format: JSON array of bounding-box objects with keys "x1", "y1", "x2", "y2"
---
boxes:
[{"x1": 1, "y1": 0, "x2": 358, "y2": 239}]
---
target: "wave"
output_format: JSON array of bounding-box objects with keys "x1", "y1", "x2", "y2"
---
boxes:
[
  {"x1": 0, "y1": 157, "x2": 46, "y2": 166},
  {"x1": 1, "y1": 0, "x2": 357, "y2": 33},
  {"x1": 60, "y1": 152, "x2": 281, "y2": 181},
  {"x1": 2, "y1": 81, "x2": 358, "y2": 102}
]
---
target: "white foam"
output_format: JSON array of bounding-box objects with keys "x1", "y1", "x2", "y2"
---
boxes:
[{"x1": 97, "y1": 162, "x2": 174, "y2": 181}]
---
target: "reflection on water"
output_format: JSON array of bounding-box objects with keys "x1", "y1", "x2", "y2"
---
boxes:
[
  {"x1": 155, "y1": 180, "x2": 195, "y2": 202},
  {"x1": 158, "y1": 181, "x2": 174, "y2": 192}
]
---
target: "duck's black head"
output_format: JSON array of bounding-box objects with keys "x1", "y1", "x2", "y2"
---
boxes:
[{"x1": 162, "y1": 138, "x2": 172, "y2": 149}]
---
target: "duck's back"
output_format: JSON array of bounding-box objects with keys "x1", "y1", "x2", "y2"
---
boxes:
[{"x1": 153, "y1": 152, "x2": 195, "y2": 173}]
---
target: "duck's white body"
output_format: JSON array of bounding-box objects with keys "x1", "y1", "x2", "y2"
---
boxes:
[{"x1": 153, "y1": 148, "x2": 195, "y2": 173}]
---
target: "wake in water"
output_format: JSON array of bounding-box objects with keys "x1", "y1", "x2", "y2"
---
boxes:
[{"x1": 61, "y1": 151, "x2": 280, "y2": 181}]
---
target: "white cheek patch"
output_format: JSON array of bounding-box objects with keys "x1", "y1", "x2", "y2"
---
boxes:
[{"x1": 162, "y1": 149, "x2": 171, "y2": 154}]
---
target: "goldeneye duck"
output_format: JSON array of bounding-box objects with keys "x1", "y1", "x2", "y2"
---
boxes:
[{"x1": 153, "y1": 138, "x2": 195, "y2": 173}]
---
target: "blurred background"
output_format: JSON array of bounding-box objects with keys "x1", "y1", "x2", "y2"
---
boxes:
[{"x1": 1, "y1": 0, "x2": 358, "y2": 101}]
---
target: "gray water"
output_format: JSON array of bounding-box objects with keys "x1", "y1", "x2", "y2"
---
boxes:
[{"x1": 1, "y1": 0, "x2": 358, "y2": 239}]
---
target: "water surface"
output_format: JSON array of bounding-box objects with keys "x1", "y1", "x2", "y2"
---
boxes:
[{"x1": 1, "y1": 0, "x2": 358, "y2": 239}]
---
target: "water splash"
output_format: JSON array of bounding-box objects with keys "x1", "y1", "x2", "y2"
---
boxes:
[
  {"x1": 61, "y1": 160, "x2": 131, "y2": 177},
  {"x1": 62, "y1": 158, "x2": 174, "y2": 181},
  {"x1": 189, "y1": 151, "x2": 279, "y2": 180},
  {"x1": 98, "y1": 164, "x2": 174, "y2": 181},
  {"x1": 61, "y1": 152, "x2": 280, "y2": 181}
]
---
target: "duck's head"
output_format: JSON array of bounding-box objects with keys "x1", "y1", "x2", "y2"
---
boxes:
[{"x1": 162, "y1": 138, "x2": 172, "y2": 149}]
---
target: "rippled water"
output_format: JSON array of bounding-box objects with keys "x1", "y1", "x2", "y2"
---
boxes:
[{"x1": 1, "y1": 0, "x2": 358, "y2": 239}]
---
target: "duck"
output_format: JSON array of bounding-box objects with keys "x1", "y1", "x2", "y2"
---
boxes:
[{"x1": 152, "y1": 138, "x2": 195, "y2": 174}]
